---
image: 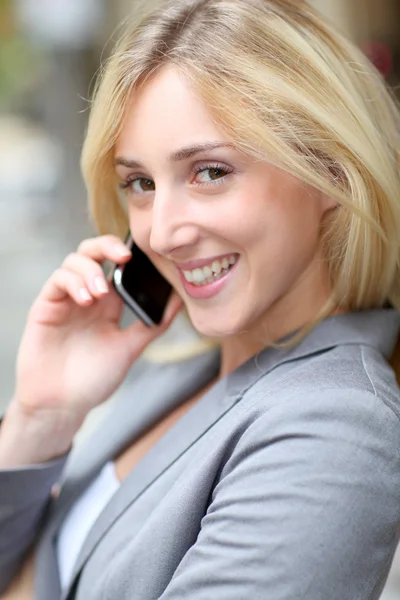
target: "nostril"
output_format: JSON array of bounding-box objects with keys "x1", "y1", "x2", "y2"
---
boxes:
[{"x1": 150, "y1": 224, "x2": 200, "y2": 256}]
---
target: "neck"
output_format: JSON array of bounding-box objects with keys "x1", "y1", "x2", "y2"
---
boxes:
[{"x1": 218, "y1": 269, "x2": 343, "y2": 379}]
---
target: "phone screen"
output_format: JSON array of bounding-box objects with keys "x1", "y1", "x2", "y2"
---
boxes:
[{"x1": 115, "y1": 243, "x2": 172, "y2": 325}]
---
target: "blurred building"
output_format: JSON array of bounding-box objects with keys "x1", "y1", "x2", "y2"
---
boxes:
[{"x1": 313, "y1": 0, "x2": 400, "y2": 83}]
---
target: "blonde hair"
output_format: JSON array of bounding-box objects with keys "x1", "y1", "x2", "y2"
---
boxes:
[{"x1": 81, "y1": 0, "x2": 400, "y2": 334}]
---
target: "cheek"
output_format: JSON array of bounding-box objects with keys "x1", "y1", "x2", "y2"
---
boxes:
[
  {"x1": 128, "y1": 211, "x2": 151, "y2": 251},
  {"x1": 265, "y1": 200, "x2": 323, "y2": 270},
  {"x1": 243, "y1": 194, "x2": 324, "y2": 279}
]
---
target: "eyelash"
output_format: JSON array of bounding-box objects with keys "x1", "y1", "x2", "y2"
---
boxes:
[
  {"x1": 119, "y1": 162, "x2": 234, "y2": 193},
  {"x1": 192, "y1": 162, "x2": 233, "y2": 185}
]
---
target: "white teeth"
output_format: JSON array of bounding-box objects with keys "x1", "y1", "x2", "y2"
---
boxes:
[
  {"x1": 192, "y1": 268, "x2": 205, "y2": 283},
  {"x1": 211, "y1": 261, "x2": 222, "y2": 274},
  {"x1": 182, "y1": 254, "x2": 238, "y2": 286},
  {"x1": 183, "y1": 270, "x2": 194, "y2": 283}
]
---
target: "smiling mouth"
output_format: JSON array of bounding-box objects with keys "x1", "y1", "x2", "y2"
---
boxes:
[{"x1": 181, "y1": 254, "x2": 239, "y2": 287}]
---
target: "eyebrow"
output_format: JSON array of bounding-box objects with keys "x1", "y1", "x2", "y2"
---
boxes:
[{"x1": 114, "y1": 142, "x2": 234, "y2": 169}]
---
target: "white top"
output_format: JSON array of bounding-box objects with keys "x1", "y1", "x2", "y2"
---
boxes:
[{"x1": 56, "y1": 461, "x2": 120, "y2": 591}]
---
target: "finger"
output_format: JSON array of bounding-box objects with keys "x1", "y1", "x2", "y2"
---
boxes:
[
  {"x1": 161, "y1": 291, "x2": 184, "y2": 326},
  {"x1": 77, "y1": 235, "x2": 132, "y2": 264},
  {"x1": 62, "y1": 253, "x2": 110, "y2": 299},
  {"x1": 41, "y1": 268, "x2": 94, "y2": 306},
  {"x1": 120, "y1": 292, "x2": 183, "y2": 357}
]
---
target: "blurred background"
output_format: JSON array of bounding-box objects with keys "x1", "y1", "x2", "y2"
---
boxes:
[{"x1": 0, "y1": 1, "x2": 400, "y2": 597}]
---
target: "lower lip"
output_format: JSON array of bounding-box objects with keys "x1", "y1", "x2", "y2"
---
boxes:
[{"x1": 178, "y1": 260, "x2": 239, "y2": 300}]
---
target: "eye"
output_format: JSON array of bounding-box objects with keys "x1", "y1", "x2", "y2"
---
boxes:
[
  {"x1": 120, "y1": 177, "x2": 155, "y2": 194},
  {"x1": 193, "y1": 164, "x2": 232, "y2": 185}
]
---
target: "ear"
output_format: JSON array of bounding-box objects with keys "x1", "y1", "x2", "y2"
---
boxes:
[{"x1": 320, "y1": 193, "x2": 339, "y2": 215}]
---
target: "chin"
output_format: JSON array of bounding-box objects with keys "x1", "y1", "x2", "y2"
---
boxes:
[{"x1": 186, "y1": 307, "x2": 247, "y2": 339}]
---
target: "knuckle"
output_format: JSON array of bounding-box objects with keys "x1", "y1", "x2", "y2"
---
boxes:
[
  {"x1": 62, "y1": 253, "x2": 76, "y2": 268},
  {"x1": 52, "y1": 267, "x2": 64, "y2": 281},
  {"x1": 53, "y1": 268, "x2": 73, "y2": 287},
  {"x1": 93, "y1": 264, "x2": 105, "y2": 278},
  {"x1": 104, "y1": 234, "x2": 121, "y2": 244},
  {"x1": 85, "y1": 266, "x2": 103, "y2": 283},
  {"x1": 77, "y1": 238, "x2": 94, "y2": 254}
]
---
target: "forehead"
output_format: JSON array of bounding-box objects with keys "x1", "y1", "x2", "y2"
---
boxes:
[{"x1": 115, "y1": 67, "x2": 226, "y2": 159}]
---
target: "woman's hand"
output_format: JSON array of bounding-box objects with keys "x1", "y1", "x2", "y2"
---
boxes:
[{"x1": 0, "y1": 235, "x2": 182, "y2": 466}]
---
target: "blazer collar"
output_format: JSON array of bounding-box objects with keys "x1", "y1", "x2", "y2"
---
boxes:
[{"x1": 226, "y1": 308, "x2": 400, "y2": 397}]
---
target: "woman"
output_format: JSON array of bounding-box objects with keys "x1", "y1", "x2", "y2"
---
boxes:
[{"x1": 1, "y1": 0, "x2": 400, "y2": 598}]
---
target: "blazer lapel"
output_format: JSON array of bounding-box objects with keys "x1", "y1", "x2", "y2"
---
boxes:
[
  {"x1": 63, "y1": 369, "x2": 242, "y2": 600},
  {"x1": 35, "y1": 350, "x2": 220, "y2": 600}
]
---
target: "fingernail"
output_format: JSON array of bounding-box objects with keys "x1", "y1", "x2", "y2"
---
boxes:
[
  {"x1": 94, "y1": 276, "x2": 108, "y2": 294},
  {"x1": 115, "y1": 245, "x2": 131, "y2": 257}
]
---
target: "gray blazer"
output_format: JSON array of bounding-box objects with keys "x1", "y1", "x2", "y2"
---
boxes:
[{"x1": 1, "y1": 309, "x2": 400, "y2": 600}]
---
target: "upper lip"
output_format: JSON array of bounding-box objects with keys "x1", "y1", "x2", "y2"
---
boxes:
[{"x1": 174, "y1": 253, "x2": 238, "y2": 271}]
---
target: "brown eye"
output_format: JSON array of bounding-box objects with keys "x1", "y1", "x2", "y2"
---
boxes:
[
  {"x1": 138, "y1": 178, "x2": 155, "y2": 191},
  {"x1": 208, "y1": 168, "x2": 225, "y2": 180},
  {"x1": 196, "y1": 167, "x2": 228, "y2": 183},
  {"x1": 120, "y1": 176, "x2": 155, "y2": 194},
  {"x1": 122, "y1": 177, "x2": 155, "y2": 194}
]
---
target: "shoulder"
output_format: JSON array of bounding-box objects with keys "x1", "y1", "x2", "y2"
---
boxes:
[
  {"x1": 224, "y1": 342, "x2": 400, "y2": 482},
  {"x1": 161, "y1": 342, "x2": 400, "y2": 598},
  {"x1": 243, "y1": 341, "x2": 400, "y2": 423}
]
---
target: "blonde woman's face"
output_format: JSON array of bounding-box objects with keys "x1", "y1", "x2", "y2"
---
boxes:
[{"x1": 115, "y1": 68, "x2": 335, "y2": 338}]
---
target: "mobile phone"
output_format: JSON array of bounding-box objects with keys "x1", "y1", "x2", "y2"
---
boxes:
[{"x1": 112, "y1": 234, "x2": 172, "y2": 326}]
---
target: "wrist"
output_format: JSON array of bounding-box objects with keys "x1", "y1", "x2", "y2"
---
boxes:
[{"x1": 0, "y1": 399, "x2": 85, "y2": 468}]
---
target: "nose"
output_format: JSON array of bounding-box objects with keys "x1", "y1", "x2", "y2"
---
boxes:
[{"x1": 149, "y1": 188, "x2": 199, "y2": 256}]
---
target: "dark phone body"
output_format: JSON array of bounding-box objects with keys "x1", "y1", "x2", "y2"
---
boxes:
[{"x1": 112, "y1": 236, "x2": 172, "y2": 326}]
